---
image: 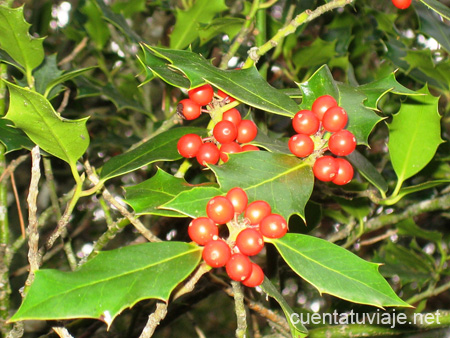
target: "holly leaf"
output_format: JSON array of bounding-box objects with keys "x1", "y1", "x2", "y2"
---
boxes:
[
  {"x1": 416, "y1": 2, "x2": 450, "y2": 53},
  {"x1": 0, "y1": 119, "x2": 35, "y2": 153},
  {"x1": 198, "y1": 17, "x2": 244, "y2": 46},
  {"x1": 124, "y1": 168, "x2": 215, "y2": 217},
  {"x1": 9, "y1": 242, "x2": 201, "y2": 327},
  {"x1": 0, "y1": 5, "x2": 44, "y2": 74},
  {"x1": 170, "y1": 0, "x2": 228, "y2": 50},
  {"x1": 388, "y1": 86, "x2": 443, "y2": 188},
  {"x1": 4, "y1": 81, "x2": 89, "y2": 167},
  {"x1": 160, "y1": 186, "x2": 223, "y2": 219},
  {"x1": 271, "y1": 234, "x2": 411, "y2": 308},
  {"x1": 143, "y1": 46, "x2": 299, "y2": 117},
  {"x1": 100, "y1": 127, "x2": 207, "y2": 182},
  {"x1": 210, "y1": 151, "x2": 314, "y2": 221}
]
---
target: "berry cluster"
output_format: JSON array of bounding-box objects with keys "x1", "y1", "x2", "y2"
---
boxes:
[
  {"x1": 176, "y1": 84, "x2": 259, "y2": 166},
  {"x1": 188, "y1": 187, "x2": 288, "y2": 287},
  {"x1": 288, "y1": 95, "x2": 356, "y2": 185}
]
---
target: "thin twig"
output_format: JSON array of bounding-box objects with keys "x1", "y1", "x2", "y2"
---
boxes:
[
  {"x1": 58, "y1": 37, "x2": 89, "y2": 66},
  {"x1": 57, "y1": 88, "x2": 71, "y2": 113},
  {"x1": 9, "y1": 173, "x2": 25, "y2": 238},
  {"x1": 360, "y1": 229, "x2": 398, "y2": 246},
  {"x1": 139, "y1": 302, "x2": 168, "y2": 338},
  {"x1": 0, "y1": 154, "x2": 28, "y2": 183},
  {"x1": 24, "y1": 146, "x2": 41, "y2": 293},
  {"x1": 52, "y1": 327, "x2": 75, "y2": 338}
]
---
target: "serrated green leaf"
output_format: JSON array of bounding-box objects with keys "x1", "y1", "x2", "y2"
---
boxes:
[
  {"x1": 0, "y1": 119, "x2": 34, "y2": 153},
  {"x1": 211, "y1": 151, "x2": 314, "y2": 221},
  {"x1": 3, "y1": 81, "x2": 89, "y2": 167},
  {"x1": 388, "y1": 86, "x2": 443, "y2": 189},
  {"x1": 160, "y1": 186, "x2": 223, "y2": 219},
  {"x1": 260, "y1": 278, "x2": 308, "y2": 337},
  {"x1": 144, "y1": 46, "x2": 299, "y2": 117},
  {"x1": 418, "y1": 0, "x2": 450, "y2": 21},
  {"x1": 124, "y1": 168, "x2": 212, "y2": 217},
  {"x1": 358, "y1": 72, "x2": 418, "y2": 110},
  {"x1": 45, "y1": 67, "x2": 96, "y2": 99},
  {"x1": 416, "y1": 2, "x2": 450, "y2": 53},
  {"x1": 271, "y1": 234, "x2": 411, "y2": 308},
  {"x1": 9, "y1": 242, "x2": 201, "y2": 326},
  {"x1": 346, "y1": 150, "x2": 388, "y2": 194},
  {"x1": 75, "y1": 76, "x2": 146, "y2": 112},
  {"x1": 198, "y1": 17, "x2": 244, "y2": 46},
  {"x1": 0, "y1": 5, "x2": 44, "y2": 74},
  {"x1": 298, "y1": 65, "x2": 339, "y2": 110},
  {"x1": 33, "y1": 55, "x2": 63, "y2": 97},
  {"x1": 100, "y1": 127, "x2": 207, "y2": 182},
  {"x1": 138, "y1": 48, "x2": 190, "y2": 88},
  {"x1": 170, "y1": 0, "x2": 228, "y2": 50}
]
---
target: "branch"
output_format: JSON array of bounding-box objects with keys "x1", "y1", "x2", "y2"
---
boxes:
[
  {"x1": 24, "y1": 146, "x2": 42, "y2": 293},
  {"x1": 244, "y1": 0, "x2": 355, "y2": 66},
  {"x1": 231, "y1": 281, "x2": 248, "y2": 338}
]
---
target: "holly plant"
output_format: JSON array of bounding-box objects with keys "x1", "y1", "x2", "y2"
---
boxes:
[{"x1": 0, "y1": 0, "x2": 449, "y2": 337}]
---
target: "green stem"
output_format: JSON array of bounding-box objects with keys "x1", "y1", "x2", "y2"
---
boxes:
[
  {"x1": 406, "y1": 280, "x2": 450, "y2": 305},
  {"x1": 231, "y1": 281, "x2": 247, "y2": 338},
  {"x1": 244, "y1": 0, "x2": 355, "y2": 66},
  {"x1": 220, "y1": 0, "x2": 261, "y2": 69}
]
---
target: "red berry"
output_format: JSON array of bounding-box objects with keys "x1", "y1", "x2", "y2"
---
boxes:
[
  {"x1": 292, "y1": 110, "x2": 320, "y2": 135},
  {"x1": 206, "y1": 196, "x2": 235, "y2": 224},
  {"x1": 226, "y1": 253, "x2": 252, "y2": 281},
  {"x1": 219, "y1": 142, "x2": 242, "y2": 162},
  {"x1": 188, "y1": 84, "x2": 214, "y2": 106},
  {"x1": 313, "y1": 155, "x2": 339, "y2": 182},
  {"x1": 241, "y1": 144, "x2": 259, "y2": 151},
  {"x1": 237, "y1": 120, "x2": 257, "y2": 144},
  {"x1": 177, "y1": 99, "x2": 202, "y2": 120},
  {"x1": 260, "y1": 214, "x2": 288, "y2": 239},
  {"x1": 328, "y1": 130, "x2": 356, "y2": 156},
  {"x1": 177, "y1": 134, "x2": 203, "y2": 158},
  {"x1": 235, "y1": 228, "x2": 264, "y2": 256},
  {"x1": 311, "y1": 95, "x2": 338, "y2": 120},
  {"x1": 213, "y1": 120, "x2": 238, "y2": 144},
  {"x1": 332, "y1": 158, "x2": 354, "y2": 185},
  {"x1": 188, "y1": 217, "x2": 218, "y2": 245},
  {"x1": 196, "y1": 143, "x2": 220, "y2": 166},
  {"x1": 322, "y1": 106, "x2": 348, "y2": 132},
  {"x1": 245, "y1": 200, "x2": 271, "y2": 225},
  {"x1": 242, "y1": 263, "x2": 264, "y2": 287},
  {"x1": 392, "y1": 0, "x2": 411, "y2": 9},
  {"x1": 218, "y1": 89, "x2": 236, "y2": 103},
  {"x1": 203, "y1": 239, "x2": 231, "y2": 268},
  {"x1": 226, "y1": 187, "x2": 248, "y2": 214},
  {"x1": 223, "y1": 108, "x2": 242, "y2": 126},
  {"x1": 288, "y1": 134, "x2": 314, "y2": 158}
]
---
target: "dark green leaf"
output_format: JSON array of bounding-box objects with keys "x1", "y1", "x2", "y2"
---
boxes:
[
  {"x1": 45, "y1": 67, "x2": 96, "y2": 98},
  {"x1": 33, "y1": 55, "x2": 63, "y2": 97},
  {"x1": 138, "y1": 48, "x2": 190, "y2": 88},
  {"x1": 260, "y1": 278, "x2": 308, "y2": 337},
  {"x1": 4, "y1": 81, "x2": 89, "y2": 167},
  {"x1": 81, "y1": 0, "x2": 111, "y2": 49},
  {"x1": 418, "y1": 0, "x2": 450, "y2": 21},
  {"x1": 211, "y1": 151, "x2": 314, "y2": 221},
  {"x1": 9, "y1": 242, "x2": 201, "y2": 326},
  {"x1": 0, "y1": 119, "x2": 35, "y2": 153},
  {"x1": 100, "y1": 127, "x2": 207, "y2": 182},
  {"x1": 95, "y1": 0, "x2": 142, "y2": 43},
  {"x1": 388, "y1": 86, "x2": 443, "y2": 187},
  {"x1": 271, "y1": 234, "x2": 411, "y2": 308},
  {"x1": 293, "y1": 38, "x2": 336, "y2": 69},
  {"x1": 160, "y1": 186, "x2": 223, "y2": 219},
  {"x1": 358, "y1": 72, "x2": 418, "y2": 110},
  {"x1": 333, "y1": 197, "x2": 371, "y2": 222},
  {"x1": 125, "y1": 168, "x2": 211, "y2": 217},
  {"x1": 144, "y1": 46, "x2": 300, "y2": 117},
  {"x1": 396, "y1": 218, "x2": 442, "y2": 243},
  {"x1": 346, "y1": 150, "x2": 388, "y2": 194},
  {"x1": 0, "y1": 6, "x2": 44, "y2": 74},
  {"x1": 298, "y1": 65, "x2": 339, "y2": 110},
  {"x1": 252, "y1": 131, "x2": 290, "y2": 154},
  {"x1": 170, "y1": 0, "x2": 228, "y2": 50},
  {"x1": 416, "y1": 2, "x2": 450, "y2": 53}
]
